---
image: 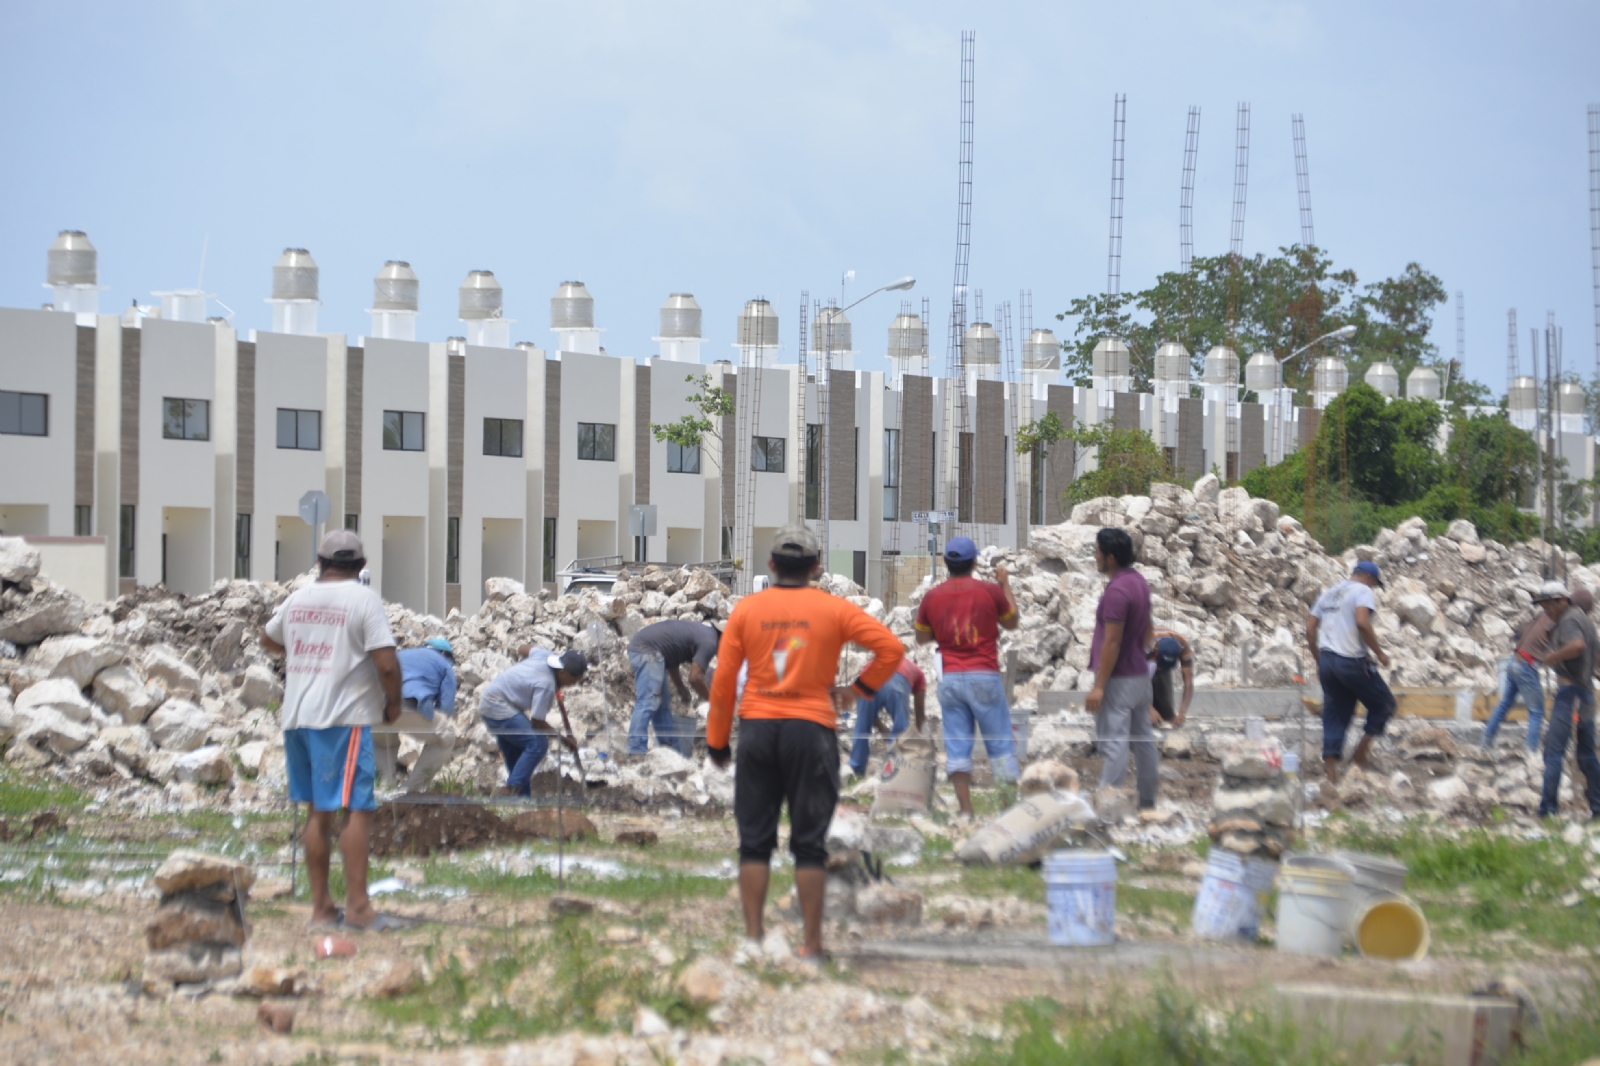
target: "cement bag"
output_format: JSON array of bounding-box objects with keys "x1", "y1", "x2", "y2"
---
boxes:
[
  {"x1": 870, "y1": 735, "x2": 938, "y2": 817},
  {"x1": 955, "y1": 790, "x2": 1097, "y2": 866}
]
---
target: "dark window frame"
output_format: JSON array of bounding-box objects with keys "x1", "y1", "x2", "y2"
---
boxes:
[
  {"x1": 804, "y1": 425, "x2": 821, "y2": 519},
  {"x1": 667, "y1": 439, "x2": 700, "y2": 474},
  {"x1": 118, "y1": 505, "x2": 135, "y2": 578},
  {"x1": 483, "y1": 417, "x2": 525, "y2": 458},
  {"x1": 162, "y1": 397, "x2": 210, "y2": 441},
  {"x1": 382, "y1": 409, "x2": 425, "y2": 451},
  {"x1": 0, "y1": 390, "x2": 48, "y2": 436},
  {"x1": 234, "y1": 514, "x2": 251, "y2": 578},
  {"x1": 445, "y1": 516, "x2": 460, "y2": 584},
  {"x1": 276, "y1": 407, "x2": 322, "y2": 450},
  {"x1": 577, "y1": 422, "x2": 616, "y2": 461},
  {"x1": 883, "y1": 427, "x2": 900, "y2": 522},
  {"x1": 752, "y1": 435, "x2": 786, "y2": 473}
]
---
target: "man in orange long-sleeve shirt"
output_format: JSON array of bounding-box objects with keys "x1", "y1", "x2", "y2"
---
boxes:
[{"x1": 709, "y1": 524, "x2": 903, "y2": 962}]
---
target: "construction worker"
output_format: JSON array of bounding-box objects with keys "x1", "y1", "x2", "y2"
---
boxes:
[
  {"x1": 1532, "y1": 581, "x2": 1600, "y2": 820},
  {"x1": 708, "y1": 525, "x2": 903, "y2": 964},
  {"x1": 627, "y1": 620, "x2": 718, "y2": 757},
  {"x1": 1146, "y1": 629, "x2": 1194, "y2": 729},
  {"x1": 373, "y1": 637, "x2": 459, "y2": 793},
  {"x1": 1086, "y1": 527, "x2": 1159, "y2": 809},
  {"x1": 479, "y1": 645, "x2": 588, "y2": 797},
  {"x1": 1481, "y1": 597, "x2": 1553, "y2": 753},
  {"x1": 848, "y1": 657, "x2": 927, "y2": 778},
  {"x1": 1307, "y1": 560, "x2": 1395, "y2": 784},
  {"x1": 260, "y1": 530, "x2": 402, "y2": 931},
  {"x1": 914, "y1": 536, "x2": 1019, "y2": 819}
]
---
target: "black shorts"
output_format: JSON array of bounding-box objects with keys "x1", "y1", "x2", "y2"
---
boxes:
[
  {"x1": 734, "y1": 718, "x2": 840, "y2": 870},
  {"x1": 1152, "y1": 669, "x2": 1177, "y2": 722}
]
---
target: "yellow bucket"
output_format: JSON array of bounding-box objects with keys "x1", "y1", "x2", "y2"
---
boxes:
[{"x1": 1352, "y1": 893, "x2": 1430, "y2": 961}]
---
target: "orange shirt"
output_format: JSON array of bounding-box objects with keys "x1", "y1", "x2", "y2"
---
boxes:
[{"x1": 708, "y1": 585, "x2": 904, "y2": 748}]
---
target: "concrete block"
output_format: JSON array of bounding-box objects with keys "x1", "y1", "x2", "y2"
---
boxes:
[{"x1": 1276, "y1": 983, "x2": 1521, "y2": 1066}]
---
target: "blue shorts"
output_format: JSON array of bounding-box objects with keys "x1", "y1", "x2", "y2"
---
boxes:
[
  {"x1": 285, "y1": 725, "x2": 377, "y2": 812},
  {"x1": 938, "y1": 671, "x2": 1018, "y2": 780}
]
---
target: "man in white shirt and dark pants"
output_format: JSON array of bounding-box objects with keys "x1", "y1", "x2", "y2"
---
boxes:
[
  {"x1": 1306, "y1": 560, "x2": 1395, "y2": 784},
  {"x1": 261, "y1": 531, "x2": 402, "y2": 931}
]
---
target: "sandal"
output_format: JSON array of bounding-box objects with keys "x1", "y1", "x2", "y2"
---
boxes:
[{"x1": 307, "y1": 908, "x2": 345, "y2": 929}]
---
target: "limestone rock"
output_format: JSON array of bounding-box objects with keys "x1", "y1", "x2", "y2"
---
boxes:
[
  {"x1": 1195, "y1": 573, "x2": 1234, "y2": 607},
  {"x1": 0, "y1": 536, "x2": 42, "y2": 583},
  {"x1": 1218, "y1": 741, "x2": 1282, "y2": 780},
  {"x1": 146, "y1": 893, "x2": 249, "y2": 949},
  {"x1": 144, "y1": 944, "x2": 242, "y2": 984},
  {"x1": 1395, "y1": 593, "x2": 1438, "y2": 630},
  {"x1": 1019, "y1": 758, "x2": 1079, "y2": 795},
  {"x1": 17, "y1": 709, "x2": 91, "y2": 755},
  {"x1": 854, "y1": 884, "x2": 924, "y2": 925},
  {"x1": 676, "y1": 958, "x2": 731, "y2": 1006},
  {"x1": 32, "y1": 635, "x2": 121, "y2": 688},
  {"x1": 153, "y1": 849, "x2": 257, "y2": 896},
  {"x1": 364, "y1": 958, "x2": 421, "y2": 999},
  {"x1": 235, "y1": 964, "x2": 307, "y2": 997},
  {"x1": 1398, "y1": 726, "x2": 1458, "y2": 760},
  {"x1": 101, "y1": 725, "x2": 158, "y2": 774},
  {"x1": 235, "y1": 740, "x2": 268, "y2": 775},
  {"x1": 237, "y1": 663, "x2": 282, "y2": 708},
  {"x1": 0, "y1": 587, "x2": 87, "y2": 646},
  {"x1": 484, "y1": 576, "x2": 525, "y2": 603},
  {"x1": 1446, "y1": 519, "x2": 1480, "y2": 545},
  {"x1": 175, "y1": 745, "x2": 233, "y2": 786},
  {"x1": 15, "y1": 676, "x2": 93, "y2": 723},
  {"x1": 1213, "y1": 784, "x2": 1294, "y2": 827},
  {"x1": 1426, "y1": 775, "x2": 1471, "y2": 811},
  {"x1": 1192, "y1": 473, "x2": 1221, "y2": 505},
  {"x1": 148, "y1": 699, "x2": 212, "y2": 751},
  {"x1": 92, "y1": 663, "x2": 158, "y2": 723},
  {"x1": 143, "y1": 645, "x2": 201, "y2": 698}
]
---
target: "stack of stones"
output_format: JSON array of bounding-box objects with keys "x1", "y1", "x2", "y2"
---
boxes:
[
  {"x1": 1206, "y1": 737, "x2": 1296, "y2": 858},
  {"x1": 143, "y1": 849, "x2": 255, "y2": 988}
]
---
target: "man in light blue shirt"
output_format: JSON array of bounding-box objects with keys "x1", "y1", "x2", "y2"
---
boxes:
[
  {"x1": 479, "y1": 645, "x2": 587, "y2": 796},
  {"x1": 374, "y1": 637, "x2": 458, "y2": 793}
]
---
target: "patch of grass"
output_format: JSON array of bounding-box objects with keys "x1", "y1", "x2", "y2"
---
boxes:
[
  {"x1": 959, "y1": 864, "x2": 1045, "y2": 904},
  {"x1": 1511, "y1": 974, "x2": 1600, "y2": 1066},
  {"x1": 1119, "y1": 885, "x2": 1194, "y2": 922},
  {"x1": 0, "y1": 769, "x2": 87, "y2": 816},
  {"x1": 369, "y1": 917, "x2": 707, "y2": 1043},
  {"x1": 418, "y1": 854, "x2": 731, "y2": 904}
]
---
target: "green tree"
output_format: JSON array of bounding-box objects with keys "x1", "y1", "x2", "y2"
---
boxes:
[
  {"x1": 1061, "y1": 424, "x2": 1175, "y2": 506},
  {"x1": 650, "y1": 374, "x2": 734, "y2": 452}
]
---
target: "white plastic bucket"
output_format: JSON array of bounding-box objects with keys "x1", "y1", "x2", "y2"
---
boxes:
[
  {"x1": 1043, "y1": 849, "x2": 1117, "y2": 946},
  {"x1": 1010, "y1": 705, "x2": 1031, "y2": 761},
  {"x1": 1276, "y1": 864, "x2": 1352, "y2": 957},
  {"x1": 1332, "y1": 850, "x2": 1407, "y2": 894},
  {"x1": 1191, "y1": 850, "x2": 1252, "y2": 940}
]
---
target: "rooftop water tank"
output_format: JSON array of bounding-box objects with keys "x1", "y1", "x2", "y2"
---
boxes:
[
  {"x1": 1365, "y1": 360, "x2": 1400, "y2": 399},
  {"x1": 1406, "y1": 366, "x2": 1441, "y2": 400},
  {"x1": 47, "y1": 231, "x2": 96, "y2": 286},
  {"x1": 659, "y1": 293, "x2": 702, "y2": 339},
  {"x1": 1313, "y1": 355, "x2": 1349, "y2": 397},
  {"x1": 737, "y1": 299, "x2": 779, "y2": 348},
  {"x1": 1508, "y1": 375, "x2": 1538, "y2": 413},
  {"x1": 459, "y1": 270, "x2": 504, "y2": 319},
  {"x1": 1092, "y1": 336, "x2": 1130, "y2": 378},
  {"x1": 888, "y1": 313, "x2": 927, "y2": 362},
  {"x1": 812, "y1": 307, "x2": 853, "y2": 352},
  {"x1": 1203, "y1": 345, "x2": 1239, "y2": 385},
  {"x1": 1560, "y1": 381, "x2": 1585, "y2": 415},
  {"x1": 962, "y1": 321, "x2": 1000, "y2": 365},
  {"x1": 1154, "y1": 341, "x2": 1190, "y2": 382},
  {"x1": 1245, "y1": 352, "x2": 1281, "y2": 391},
  {"x1": 551, "y1": 281, "x2": 594, "y2": 329},
  {"x1": 272, "y1": 248, "x2": 319, "y2": 301},
  {"x1": 373, "y1": 261, "x2": 419, "y2": 312},
  {"x1": 1024, "y1": 328, "x2": 1062, "y2": 371}
]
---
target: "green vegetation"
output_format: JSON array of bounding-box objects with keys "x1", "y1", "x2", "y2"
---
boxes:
[
  {"x1": 0, "y1": 768, "x2": 87, "y2": 816},
  {"x1": 370, "y1": 917, "x2": 706, "y2": 1044},
  {"x1": 1061, "y1": 424, "x2": 1176, "y2": 507},
  {"x1": 419, "y1": 854, "x2": 732, "y2": 904},
  {"x1": 650, "y1": 373, "x2": 734, "y2": 451}
]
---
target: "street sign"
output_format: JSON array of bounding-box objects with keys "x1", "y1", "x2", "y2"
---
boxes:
[
  {"x1": 628, "y1": 503, "x2": 658, "y2": 538},
  {"x1": 911, "y1": 509, "x2": 957, "y2": 524},
  {"x1": 298, "y1": 490, "x2": 331, "y2": 528}
]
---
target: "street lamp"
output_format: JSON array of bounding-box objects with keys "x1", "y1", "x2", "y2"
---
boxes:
[
  {"x1": 842, "y1": 276, "x2": 915, "y2": 313},
  {"x1": 1279, "y1": 323, "x2": 1357, "y2": 366}
]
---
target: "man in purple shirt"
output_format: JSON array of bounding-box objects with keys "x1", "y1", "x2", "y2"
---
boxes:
[{"x1": 1085, "y1": 526, "x2": 1158, "y2": 808}]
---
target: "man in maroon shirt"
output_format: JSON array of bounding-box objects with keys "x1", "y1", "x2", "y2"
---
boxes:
[
  {"x1": 1085, "y1": 526, "x2": 1158, "y2": 808},
  {"x1": 915, "y1": 536, "x2": 1020, "y2": 817}
]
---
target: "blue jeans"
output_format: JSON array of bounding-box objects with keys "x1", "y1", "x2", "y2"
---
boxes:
[
  {"x1": 1538, "y1": 685, "x2": 1600, "y2": 818},
  {"x1": 1483, "y1": 657, "x2": 1545, "y2": 751},
  {"x1": 628, "y1": 650, "x2": 692, "y2": 757},
  {"x1": 482, "y1": 713, "x2": 549, "y2": 796},
  {"x1": 938, "y1": 671, "x2": 1017, "y2": 780},
  {"x1": 850, "y1": 674, "x2": 911, "y2": 775},
  {"x1": 1317, "y1": 650, "x2": 1396, "y2": 759}
]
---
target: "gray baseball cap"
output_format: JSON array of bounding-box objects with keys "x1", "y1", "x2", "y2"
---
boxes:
[
  {"x1": 770, "y1": 524, "x2": 821, "y2": 560},
  {"x1": 318, "y1": 529, "x2": 365, "y2": 563}
]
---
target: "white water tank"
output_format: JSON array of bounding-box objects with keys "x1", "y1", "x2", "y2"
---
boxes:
[
  {"x1": 1312, "y1": 355, "x2": 1349, "y2": 408},
  {"x1": 47, "y1": 230, "x2": 96, "y2": 287},
  {"x1": 1245, "y1": 352, "x2": 1281, "y2": 392},
  {"x1": 888, "y1": 313, "x2": 927, "y2": 362},
  {"x1": 551, "y1": 281, "x2": 594, "y2": 329},
  {"x1": 1508, "y1": 375, "x2": 1538, "y2": 431},
  {"x1": 375, "y1": 261, "x2": 419, "y2": 311},
  {"x1": 1560, "y1": 381, "x2": 1586, "y2": 432},
  {"x1": 460, "y1": 271, "x2": 504, "y2": 319},
  {"x1": 737, "y1": 299, "x2": 779, "y2": 348},
  {"x1": 1203, "y1": 345, "x2": 1239, "y2": 386},
  {"x1": 1024, "y1": 328, "x2": 1061, "y2": 371},
  {"x1": 962, "y1": 321, "x2": 1000, "y2": 368},
  {"x1": 1092, "y1": 337, "x2": 1130, "y2": 379},
  {"x1": 1406, "y1": 366, "x2": 1441, "y2": 401},
  {"x1": 1154, "y1": 341, "x2": 1190, "y2": 383},
  {"x1": 1365, "y1": 361, "x2": 1400, "y2": 399},
  {"x1": 659, "y1": 293, "x2": 702, "y2": 339},
  {"x1": 812, "y1": 307, "x2": 853, "y2": 353},
  {"x1": 269, "y1": 248, "x2": 319, "y2": 335}
]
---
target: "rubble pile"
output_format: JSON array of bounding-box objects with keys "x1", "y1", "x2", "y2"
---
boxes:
[
  {"x1": 142, "y1": 849, "x2": 255, "y2": 988},
  {"x1": 1205, "y1": 737, "x2": 1296, "y2": 858}
]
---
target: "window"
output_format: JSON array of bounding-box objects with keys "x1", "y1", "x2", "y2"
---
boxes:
[
  {"x1": 1030, "y1": 445, "x2": 1045, "y2": 525},
  {"x1": 74, "y1": 505, "x2": 91, "y2": 536},
  {"x1": 883, "y1": 429, "x2": 900, "y2": 521},
  {"x1": 1002, "y1": 435, "x2": 1009, "y2": 525},
  {"x1": 542, "y1": 517, "x2": 557, "y2": 583},
  {"x1": 344, "y1": 513, "x2": 358, "y2": 532},
  {"x1": 162, "y1": 398, "x2": 209, "y2": 441},
  {"x1": 667, "y1": 440, "x2": 700, "y2": 474},
  {"x1": 957, "y1": 432, "x2": 974, "y2": 524},
  {"x1": 634, "y1": 535, "x2": 646, "y2": 563},
  {"x1": 234, "y1": 514, "x2": 251, "y2": 578},
  {"x1": 118, "y1": 505, "x2": 135, "y2": 578},
  {"x1": 577, "y1": 422, "x2": 615, "y2": 461},
  {"x1": 804, "y1": 425, "x2": 821, "y2": 519},
  {"x1": 446, "y1": 517, "x2": 460, "y2": 584},
  {"x1": 752, "y1": 435, "x2": 785, "y2": 473},
  {"x1": 484, "y1": 417, "x2": 524, "y2": 458},
  {"x1": 276, "y1": 408, "x2": 321, "y2": 450},
  {"x1": 0, "y1": 390, "x2": 47, "y2": 436},
  {"x1": 383, "y1": 410, "x2": 425, "y2": 451}
]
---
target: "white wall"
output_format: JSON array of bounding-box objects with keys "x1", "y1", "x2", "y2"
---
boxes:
[
  {"x1": 252, "y1": 331, "x2": 332, "y2": 583},
  {"x1": 25, "y1": 536, "x2": 111, "y2": 602},
  {"x1": 461, "y1": 343, "x2": 531, "y2": 614},
  {"x1": 557, "y1": 351, "x2": 629, "y2": 567},
  {"x1": 646, "y1": 363, "x2": 716, "y2": 565},
  {"x1": 137, "y1": 319, "x2": 218, "y2": 589},
  {"x1": 361, "y1": 338, "x2": 432, "y2": 612},
  {"x1": 0, "y1": 309, "x2": 77, "y2": 536}
]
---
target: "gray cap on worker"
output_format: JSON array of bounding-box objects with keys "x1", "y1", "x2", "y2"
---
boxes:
[
  {"x1": 770, "y1": 524, "x2": 821, "y2": 560},
  {"x1": 318, "y1": 529, "x2": 365, "y2": 564}
]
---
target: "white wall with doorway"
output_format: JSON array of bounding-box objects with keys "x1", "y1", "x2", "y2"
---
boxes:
[
  {"x1": 381, "y1": 515, "x2": 427, "y2": 612},
  {"x1": 576, "y1": 518, "x2": 616, "y2": 563},
  {"x1": 556, "y1": 351, "x2": 630, "y2": 571},
  {"x1": 646, "y1": 363, "x2": 717, "y2": 565},
  {"x1": 0, "y1": 309, "x2": 78, "y2": 536},
  {"x1": 360, "y1": 338, "x2": 431, "y2": 608},
  {"x1": 481, "y1": 517, "x2": 523, "y2": 590},
  {"x1": 460, "y1": 343, "x2": 530, "y2": 615},
  {"x1": 665, "y1": 526, "x2": 702, "y2": 565},
  {"x1": 137, "y1": 319, "x2": 219, "y2": 589},
  {"x1": 251, "y1": 331, "x2": 333, "y2": 583},
  {"x1": 25, "y1": 536, "x2": 110, "y2": 602},
  {"x1": 274, "y1": 515, "x2": 317, "y2": 582},
  {"x1": 161, "y1": 506, "x2": 211, "y2": 595}
]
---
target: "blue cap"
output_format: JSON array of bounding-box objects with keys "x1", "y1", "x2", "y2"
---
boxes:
[
  {"x1": 1352, "y1": 559, "x2": 1384, "y2": 587},
  {"x1": 424, "y1": 637, "x2": 455, "y2": 657},
  {"x1": 944, "y1": 536, "x2": 978, "y2": 563},
  {"x1": 1154, "y1": 636, "x2": 1184, "y2": 671}
]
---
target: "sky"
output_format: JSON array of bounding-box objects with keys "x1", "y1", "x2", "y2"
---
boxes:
[{"x1": 2, "y1": 1, "x2": 1597, "y2": 392}]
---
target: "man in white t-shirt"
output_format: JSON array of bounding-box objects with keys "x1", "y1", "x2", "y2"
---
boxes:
[
  {"x1": 261, "y1": 530, "x2": 402, "y2": 930},
  {"x1": 1306, "y1": 559, "x2": 1395, "y2": 784}
]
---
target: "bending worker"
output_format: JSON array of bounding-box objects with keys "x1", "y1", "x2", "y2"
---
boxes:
[
  {"x1": 848, "y1": 657, "x2": 927, "y2": 778},
  {"x1": 1532, "y1": 581, "x2": 1600, "y2": 821},
  {"x1": 708, "y1": 525, "x2": 903, "y2": 964},
  {"x1": 1307, "y1": 559, "x2": 1395, "y2": 784},
  {"x1": 1146, "y1": 629, "x2": 1194, "y2": 729},
  {"x1": 627, "y1": 619, "x2": 718, "y2": 757},
  {"x1": 478, "y1": 645, "x2": 588, "y2": 796},
  {"x1": 374, "y1": 637, "x2": 459, "y2": 793}
]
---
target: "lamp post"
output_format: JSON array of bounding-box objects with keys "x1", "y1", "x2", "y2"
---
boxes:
[
  {"x1": 817, "y1": 277, "x2": 914, "y2": 578},
  {"x1": 1279, "y1": 323, "x2": 1357, "y2": 368}
]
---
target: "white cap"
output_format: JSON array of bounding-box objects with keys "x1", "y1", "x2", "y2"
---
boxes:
[{"x1": 1532, "y1": 580, "x2": 1571, "y2": 603}]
